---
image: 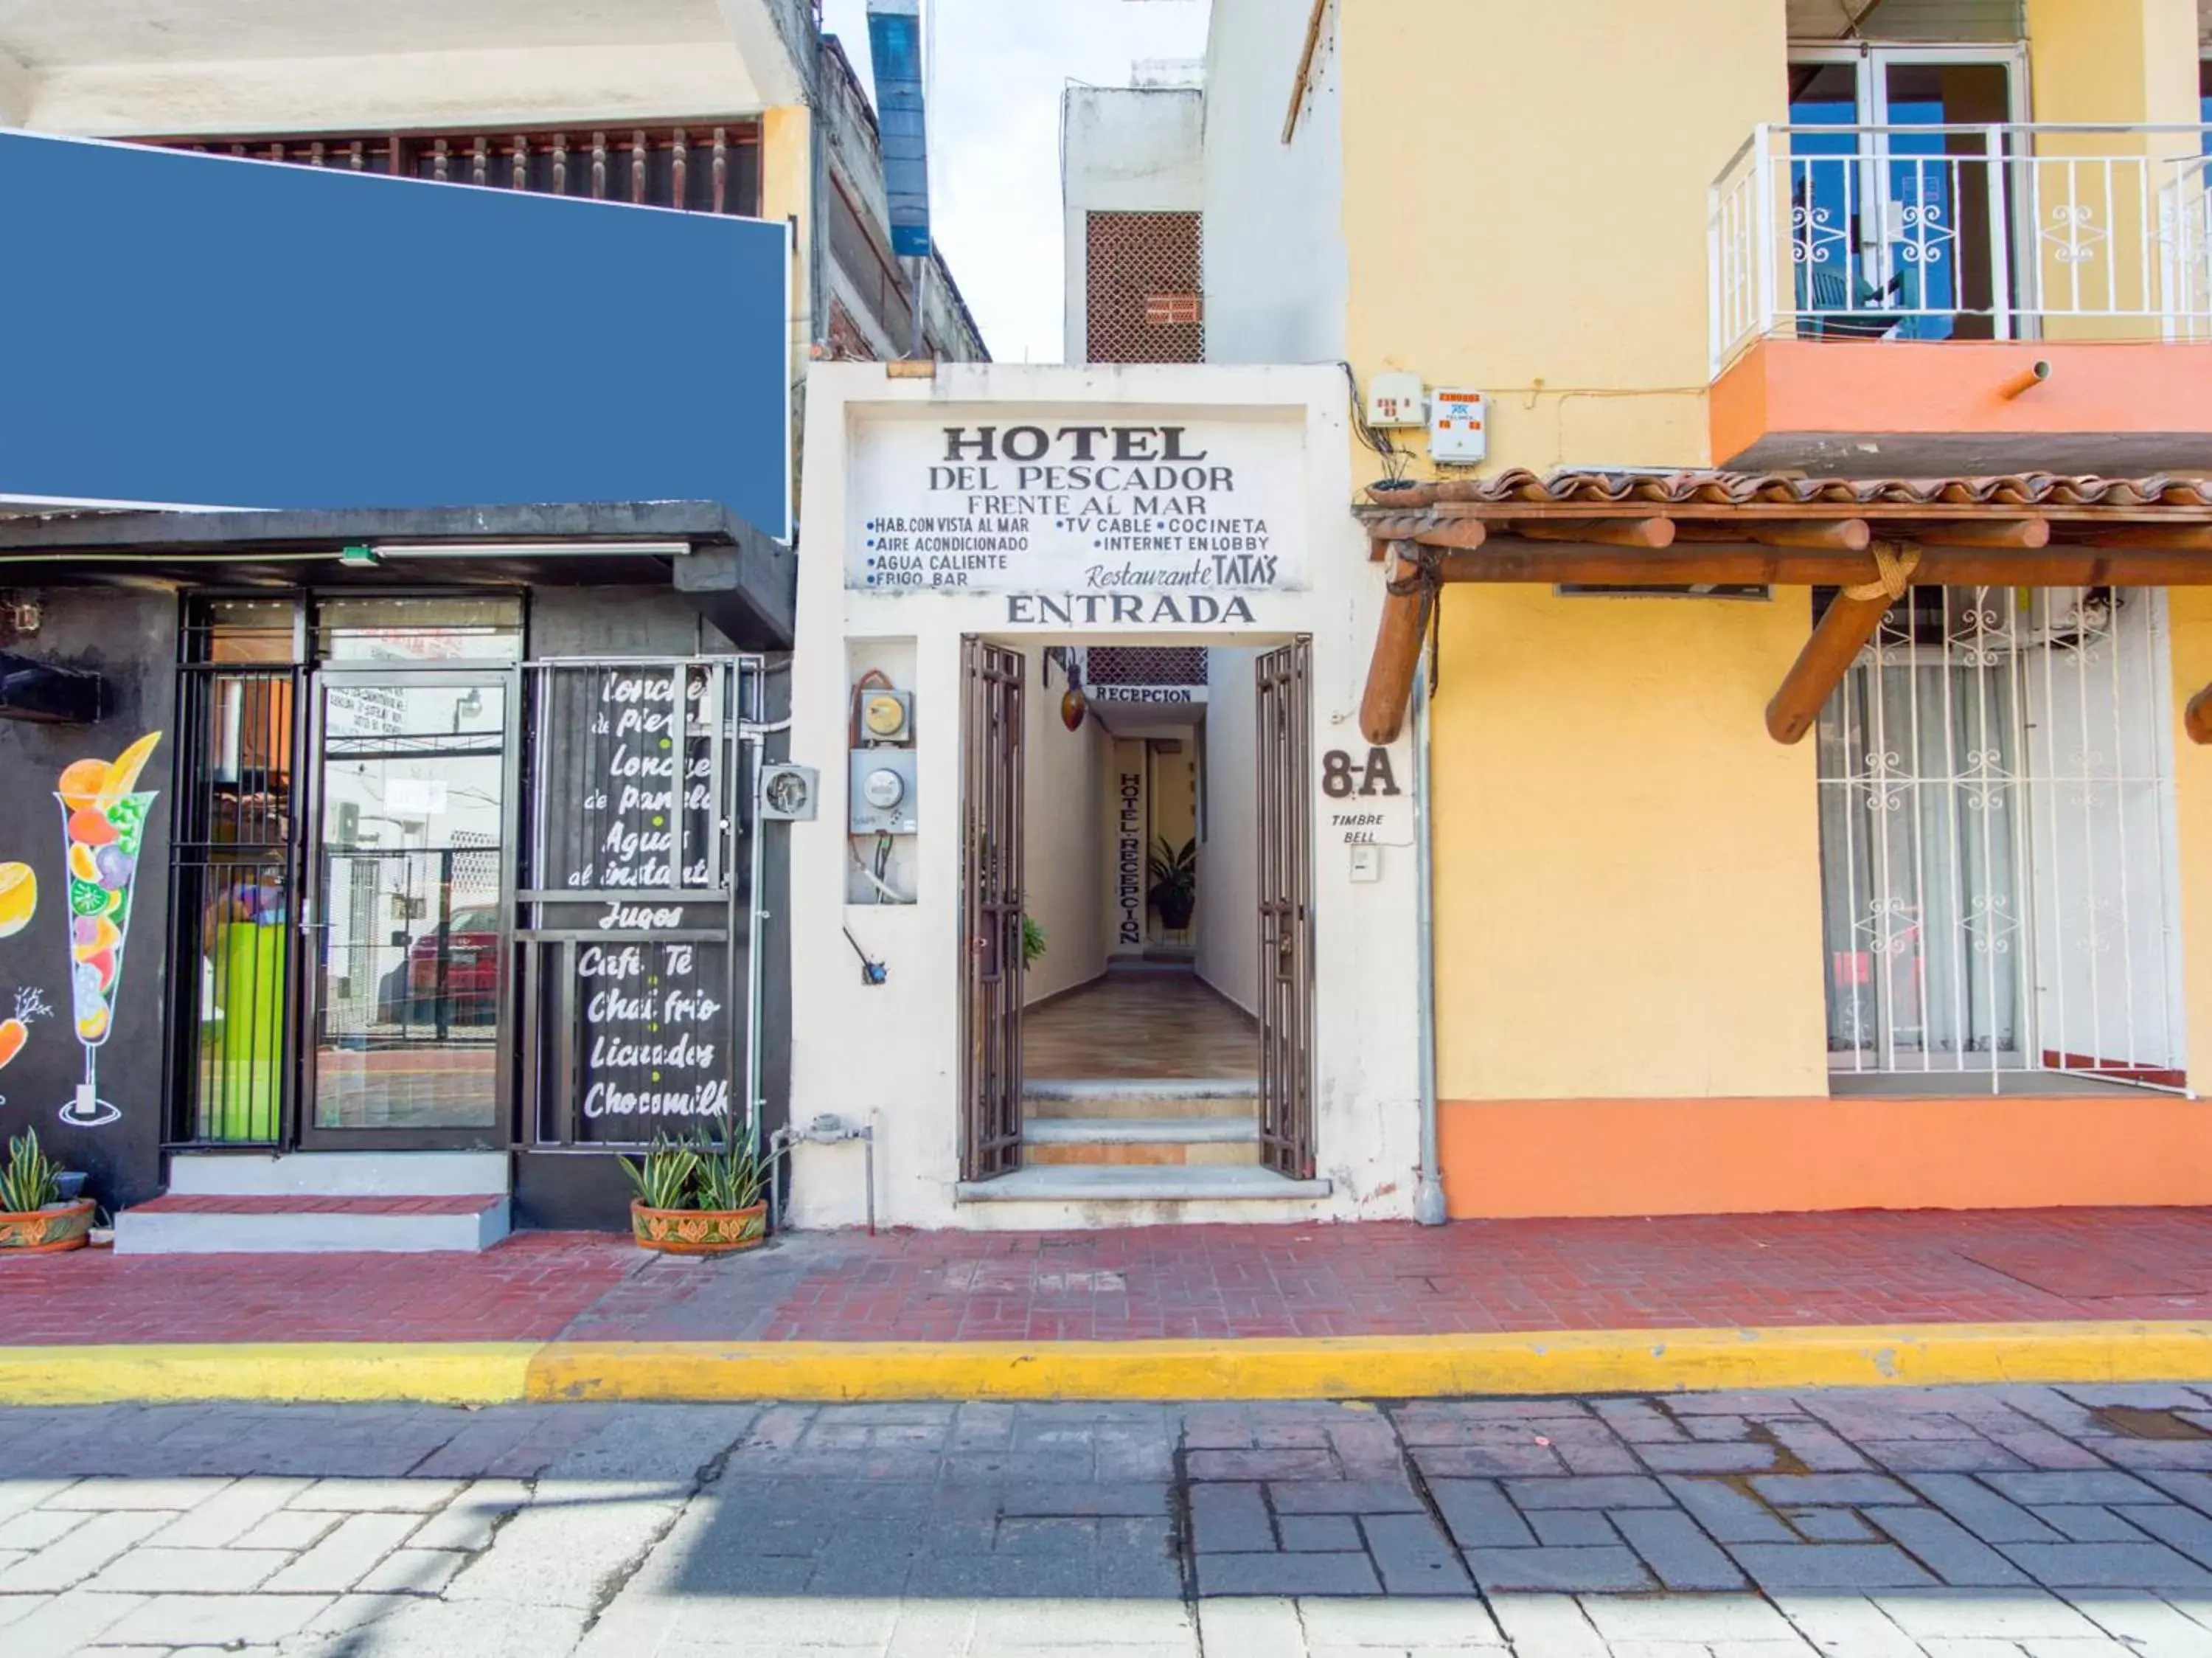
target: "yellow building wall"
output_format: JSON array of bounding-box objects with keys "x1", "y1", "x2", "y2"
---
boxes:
[
  {"x1": 1429, "y1": 586, "x2": 1829, "y2": 1100},
  {"x1": 1338, "y1": 0, "x2": 1785, "y2": 474},
  {"x1": 2168, "y1": 592, "x2": 2212, "y2": 1092},
  {"x1": 1340, "y1": 0, "x2": 1818, "y2": 1103}
]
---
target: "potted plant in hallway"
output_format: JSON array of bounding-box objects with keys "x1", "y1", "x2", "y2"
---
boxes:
[
  {"x1": 0, "y1": 1126, "x2": 94, "y2": 1253},
  {"x1": 1148, "y1": 836, "x2": 1197, "y2": 934},
  {"x1": 621, "y1": 1119, "x2": 768, "y2": 1255},
  {"x1": 1023, "y1": 915, "x2": 1047, "y2": 969}
]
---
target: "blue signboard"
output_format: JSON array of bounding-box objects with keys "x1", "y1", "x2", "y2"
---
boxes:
[
  {"x1": 0, "y1": 131, "x2": 790, "y2": 538},
  {"x1": 866, "y1": 0, "x2": 933, "y2": 258}
]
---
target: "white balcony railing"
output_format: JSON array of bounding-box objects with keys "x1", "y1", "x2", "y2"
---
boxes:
[{"x1": 1709, "y1": 122, "x2": 2212, "y2": 375}]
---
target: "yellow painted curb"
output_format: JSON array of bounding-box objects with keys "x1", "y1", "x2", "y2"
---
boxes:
[
  {"x1": 6, "y1": 1322, "x2": 2211, "y2": 1406},
  {"x1": 0, "y1": 1342, "x2": 540, "y2": 1406},
  {"x1": 521, "y1": 1322, "x2": 2212, "y2": 1404}
]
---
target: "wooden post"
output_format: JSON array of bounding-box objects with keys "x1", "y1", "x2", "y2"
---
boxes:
[
  {"x1": 1360, "y1": 543, "x2": 1431, "y2": 745},
  {"x1": 1764, "y1": 541, "x2": 1920, "y2": 746}
]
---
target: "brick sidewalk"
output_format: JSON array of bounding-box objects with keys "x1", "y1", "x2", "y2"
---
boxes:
[{"x1": 6, "y1": 1207, "x2": 2212, "y2": 1347}]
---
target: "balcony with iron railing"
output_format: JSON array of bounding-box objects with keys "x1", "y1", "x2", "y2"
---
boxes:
[{"x1": 1707, "y1": 123, "x2": 2212, "y2": 474}]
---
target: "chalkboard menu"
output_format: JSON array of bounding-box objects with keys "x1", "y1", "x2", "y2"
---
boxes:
[
  {"x1": 535, "y1": 664, "x2": 720, "y2": 895},
  {"x1": 574, "y1": 936, "x2": 734, "y2": 1141}
]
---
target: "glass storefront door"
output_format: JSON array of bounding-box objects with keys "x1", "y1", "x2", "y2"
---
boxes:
[{"x1": 301, "y1": 670, "x2": 518, "y2": 1145}]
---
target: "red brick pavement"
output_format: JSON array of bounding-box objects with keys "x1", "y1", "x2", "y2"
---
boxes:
[{"x1": 6, "y1": 1208, "x2": 2212, "y2": 1347}]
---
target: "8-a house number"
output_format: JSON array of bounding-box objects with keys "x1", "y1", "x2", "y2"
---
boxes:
[{"x1": 1320, "y1": 746, "x2": 1402, "y2": 799}]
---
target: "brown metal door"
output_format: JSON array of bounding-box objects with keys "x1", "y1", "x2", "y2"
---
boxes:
[
  {"x1": 959, "y1": 639, "x2": 1026, "y2": 1179},
  {"x1": 1256, "y1": 639, "x2": 1315, "y2": 1178}
]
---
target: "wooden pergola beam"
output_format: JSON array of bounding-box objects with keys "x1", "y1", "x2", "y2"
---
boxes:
[
  {"x1": 1359, "y1": 543, "x2": 1430, "y2": 745},
  {"x1": 2088, "y1": 525, "x2": 2212, "y2": 552},
  {"x1": 1675, "y1": 518, "x2": 1874, "y2": 552},
  {"x1": 1765, "y1": 555, "x2": 1915, "y2": 745},
  {"x1": 1916, "y1": 518, "x2": 2052, "y2": 549},
  {"x1": 1513, "y1": 517, "x2": 1677, "y2": 549}
]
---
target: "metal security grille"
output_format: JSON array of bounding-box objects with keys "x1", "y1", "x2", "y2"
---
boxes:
[
  {"x1": 960, "y1": 639, "x2": 1026, "y2": 1179},
  {"x1": 1086, "y1": 647, "x2": 1208, "y2": 687},
  {"x1": 1085, "y1": 212, "x2": 1205, "y2": 364},
  {"x1": 1816, "y1": 586, "x2": 2186, "y2": 1089},
  {"x1": 1256, "y1": 639, "x2": 1315, "y2": 1176},
  {"x1": 147, "y1": 125, "x2": 764, "y2": 218}
]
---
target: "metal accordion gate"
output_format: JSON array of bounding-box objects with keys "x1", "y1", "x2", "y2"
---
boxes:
[
  {"x1": 1256, "y1": 638, "x2": 1315, "y2": 1178},
  {"x1": 959, "y1": 639, "x2": 1026, "y2": 1181}
]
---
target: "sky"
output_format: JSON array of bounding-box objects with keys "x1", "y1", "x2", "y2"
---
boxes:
[{"x1": 818, "y1": 0, "x2": 1211, "y2": 364}]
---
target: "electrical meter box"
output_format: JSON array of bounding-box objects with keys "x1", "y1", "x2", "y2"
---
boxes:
[
  {"x1": 1366, "y1": 372, "x2": 1426, "y2": 429},
  {"x1": 855, "y1": 687, "x2": 913, "y2": 745},
  {"x1": 849, "y1": 749, "x2": 919, "y2": 835},
  {"x1": 1429, "y1": 389, "x2": 1487, "y2": 463}
]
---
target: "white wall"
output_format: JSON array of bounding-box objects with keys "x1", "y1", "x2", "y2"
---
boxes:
[
  {"x1": 783, "y1": 361, "x2": 1421, "y2": 1228},
  {"x1": 1060, "y1": 85, "x2": 1206, "y2": 362},
  {"x1": 1196, "y1": 648, "x2": 1261, "y2": 1013},
  {"x1": 1021, "y1": 645, "x2": 1111, "y2": 1004},
  {"x1": 1201, "y1": 0, "x2": 1348, "y2": 364}
]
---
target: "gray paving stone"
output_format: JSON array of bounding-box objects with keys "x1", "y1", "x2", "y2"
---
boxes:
[
  {"x1": 1663, "y1": 1476, "x2": 1796, "y2": 1544},
  {"x1": 1361, "y1": 1511, "x2": 1473, "y2": 1595},
  {"x1": 1595, "y1": 1401, "x2": 1687, "y2": 1445},
  {"x1": 1727, "y1": 1542, "x2": 1941, "y2": 1591},
  {"x1": 1464, "y1": 1544, "x2": 1654, "y2": 1592},
  {"x1": 99, "y1": 1591, "x2": 332, "y2": 1648},
  {"x1": 1772, "y1": 1592, "x2": 1927, "y2": 1658},
  {"x1": 1611, "y1": 1505, "x2": 1748, "y2": 1590},
  {"x1": 1909, "y1": 1474, "x2": 2073, "y2": 1544},
  {"x1": 1860, "y1": 1437, "x2": 2032, "y2": 1474},
  {"x1": 0, "y1": 1508, "x2": 168, "y2": 1592},
  {"x1": 1277, "y1": 1513, "x2": 1361, "y2": 1551},
  {"x1": 1429, "y1": 1478, "x2": 1539, "y2": 1549},
  {"x1": 355, "y1": 1547, "x2": 471, "y2": 1595},
  {"x1": 1580, "y1": 1594, "x2": 1798, "y2": 1644},
  {"x1": 0, "y1": 1508, "x2": 87, "y2": 1550},
  {"x1": 997, "y1": 1480, "x2": 1171, "y2": 1517},
  {"x1": 2060, "y1": 1588, "x2": 2212, "y2": 1656},
  {"x1": 1874, "y1": 1586, "x2": 2107, "y2": 1640},
  {"x1": 86, "y1": 1544, "x2": 291, "y2": 1594},
  {"x1": 1298, "y1": 1595, "x2": 1504, "y2": 1645},
  {"x1": 1983, "y1": 1472, "x2": 2174, "y2": 1507},
  {"x1": 405, "y1": 1480, "x2": 531, "y2": 1553},
  {"x1": 1487, "y1": 1592, "x2": 1608, "y2": 1657},
  {"x1": 2121, "y1": 1504, "x2": 2212, "y2": 1573},
  {"x1": 1503, "y1": 1476, "x2": 1672, "y2": 1510},
  {"x1": 1780, "y1": 1509, "x2": 1868, "y2": 1544},
  {"x1": 1863, "y1": 1505, "x2": 2033, "y2": 1586},
  {"x1": 1636, "y1": 1441, "x2": 1781, "y2": 1474},
  {"x1": 1186, "y1": 1447, "x2": 1337, "y2": 1480},
  {"x1": 39, "y1": 1478, "x2": 234, "y2": 1511},
  {"x1": 1266, "y1": 1477, "x2": 1425, "y2": 1514},
  {"x1": 1194, "y1": 1549, "x2": 1381, "y2": 1596},
  {"x1": 1997, "y1": 1541, "x2": 2212, "y2": 1589},
  {"x1": 2142, "y1": 1472, "x2": 2212, "y2": 1516},
  {"x1": 262, "y1": 1510, "x2": 423, "y2": 1595},
  {"x1": 1749, "y1": 1473, "x2": 1915, "y2": 1506},
  {"x1": 2034, "y1": 1506, "x2": 2152, "y2": 1544},
  {"x1": 1530, "y1": 1510, "x2": 1618, "y2": 1546},
  {"x1": 288, "y1": 1477, "x2": 464, "y2": 1513},
  {"x1": 1412, "y1": 1443, "x2": 1571, "y2": 1477},
  {"x1": 1766, "y1": 1418, "x2": 1877, "y2": 1471},
  {"x1": 1188, "y1": 1482, "x2": 1273, "y2": 1553}
]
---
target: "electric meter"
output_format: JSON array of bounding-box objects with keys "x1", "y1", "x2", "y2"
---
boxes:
[
  {"x1": 849, "y1": 749, "x2": 918, "y2": 834},
  {"x1": 860, "y1": 689, "x2": 913, "y2": 743}
]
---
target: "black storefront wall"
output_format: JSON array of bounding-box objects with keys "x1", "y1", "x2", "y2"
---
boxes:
[
  {"x1": 0, "y1": 583, "x2": 792, "y2": 1231},
  {"x1": 0, "y1": 589, "x2": 178, "y2": 1212}
]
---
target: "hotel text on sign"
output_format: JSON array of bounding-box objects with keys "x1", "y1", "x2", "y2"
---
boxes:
[{"x1": 849, "y1": 418, "x2": 1307, "y2": 596}]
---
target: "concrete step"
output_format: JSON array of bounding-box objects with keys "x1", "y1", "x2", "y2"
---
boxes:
[
  {"x1": 1021, "y1": 1116, "x2": 1259, "y2": 1168},
  {"x1": 115, "y1": 1193, "x2": 512, "y2": 1255},
  {"x1": 1022, "y1": 1077, "x2": 1258, "y2": 1120},
  {"x1": 167, "y1": 1151, "x2": 509, "y2": 1199},
  {"x1": 953, "y1": 1165, "x2": 1331, "y2": 1207}
]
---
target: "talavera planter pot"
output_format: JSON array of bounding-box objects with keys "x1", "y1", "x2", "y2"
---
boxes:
[
  {"x1": 630, "y1": 1200, "x2": 767, "y2": 1255},
  {"x1": 0, "y1": 1196, "x2": 94, "y2": 1254}
]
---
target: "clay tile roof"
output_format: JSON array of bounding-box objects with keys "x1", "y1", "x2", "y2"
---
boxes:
[{"x1": 1366, "y1": 470, "x2": 2212, "y2": 512}]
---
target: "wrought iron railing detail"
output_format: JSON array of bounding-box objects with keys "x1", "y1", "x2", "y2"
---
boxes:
[{"x1": 1710, "y1": 123, "x2": 2212, "y2": 372}]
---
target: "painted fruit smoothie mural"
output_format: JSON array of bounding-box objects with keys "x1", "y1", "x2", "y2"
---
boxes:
[{"x1": 56, "y1": 732, "x2": 161, "y2": 1128}]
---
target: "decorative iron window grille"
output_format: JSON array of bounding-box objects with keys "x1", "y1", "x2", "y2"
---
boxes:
[
  {"x1": 1085, "y1": 647, "x2": 1208, "y2": 687},
  {"x1": 145, "y1": 125, "x2": 764, "y2": 218},
  {"x1": 1085, "y1": 211, "x2": 1204, "y2": 364},
  {"x1": 1815, "y1": 585, "x2": 2186, "y2": 1089}
]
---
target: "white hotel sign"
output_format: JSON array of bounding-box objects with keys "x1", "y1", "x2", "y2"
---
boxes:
[{"x1": 849, "y1": 419, "x2": 1306, "y2": 615}]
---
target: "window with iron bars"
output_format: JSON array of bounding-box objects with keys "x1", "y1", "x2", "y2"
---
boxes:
[
  {"x1": 142, "y1": 125, "x2": 764, "y2": 219},
  {"x1": 1815, "y1": 584, "x2": 2186, "y2": 1092},
  {"x1": 1085, "y1": 211, "x2": 1204, "y2": 364}
]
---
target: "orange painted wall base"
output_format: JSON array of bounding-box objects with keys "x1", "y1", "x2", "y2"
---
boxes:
[{"x1": 1440, "y1": 1095, "x2": 2212, "y2": 1218}]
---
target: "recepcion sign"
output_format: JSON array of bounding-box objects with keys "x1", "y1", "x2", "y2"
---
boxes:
[{"x1": 850, "y1": 418, "x2": 1306, "y2": 597}]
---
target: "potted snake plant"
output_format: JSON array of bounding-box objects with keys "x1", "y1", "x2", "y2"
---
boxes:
[
  {"x1": 621, "y1": 1118, "x2": 768, "y2": 1255},
  {"x1": 0, "y1": 1127, "x2": 93, "y2": 1254}
]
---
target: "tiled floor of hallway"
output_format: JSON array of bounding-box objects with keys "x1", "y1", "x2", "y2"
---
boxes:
[{"x1": 1022, "y1": 966, "x2": 1258, "y2": 1081}]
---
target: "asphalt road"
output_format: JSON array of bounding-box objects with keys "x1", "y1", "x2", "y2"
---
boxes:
[{"x1": 6, "y1": 1383, "x2": 2212, "y2": 1654}]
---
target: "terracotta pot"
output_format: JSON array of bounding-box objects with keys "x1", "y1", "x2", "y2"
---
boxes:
[
  {"x1": 0, "y1": 1196, "x2": 94, "y2": 1254},
  {"x1": 629, "y1": 1200, "x2": 767, "y2": 1255}
]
